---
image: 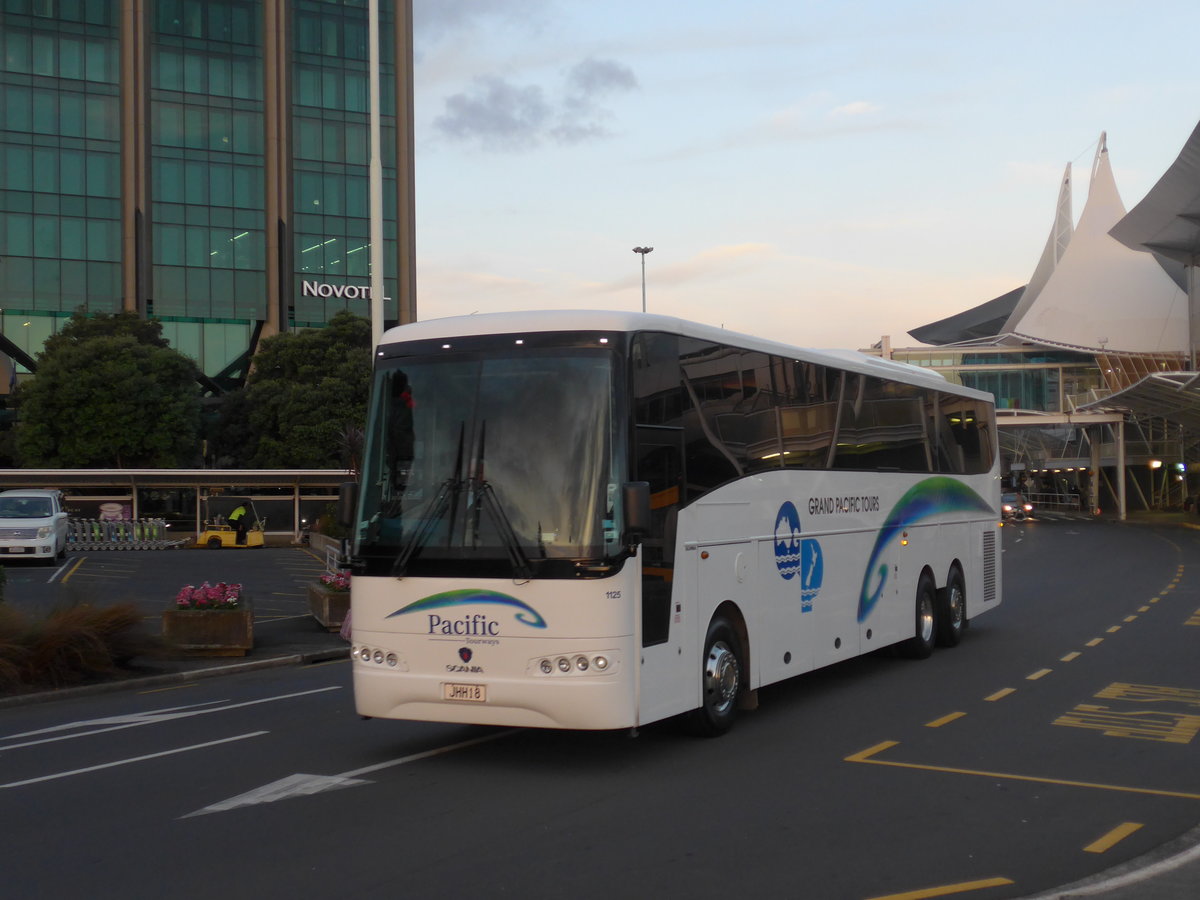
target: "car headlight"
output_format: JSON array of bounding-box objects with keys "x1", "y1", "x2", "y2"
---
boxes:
[{"x1": 36, "y1": 526, "x2": 51, "y2": 539}]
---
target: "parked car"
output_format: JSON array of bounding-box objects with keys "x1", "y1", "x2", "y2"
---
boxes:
[
  {"x1": 1001, "y1": 491, "x2": 1035, "y2": 521},
  {"x1": 0, "y1": 489, "x2": 69, "y2": 563}
]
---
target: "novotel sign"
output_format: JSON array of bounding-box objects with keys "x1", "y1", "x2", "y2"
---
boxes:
[{"x1": 301, "y1": 280, "x2": 388, "y2": 301}]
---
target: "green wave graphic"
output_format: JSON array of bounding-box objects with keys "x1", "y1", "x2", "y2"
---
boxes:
[
  {"x1": 388, "y1": 589, "x2": 547, "y2": 628},
  {"x1": 858, "y1": 477, "x2": 993, "y2": 623}
]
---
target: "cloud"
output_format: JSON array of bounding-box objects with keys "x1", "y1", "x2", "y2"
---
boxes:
[
  {"x1": 434, "y1": 57, "x2": 639, "y2": 151},
  {"x1": 830, "y1": 101, "x2": 881, "y2": 117},
  {"x1": 565, "y1": 57, "x2": 639, "y2": 97},
  {"x1": 434, "y1": 77, "x2": 552, "y2": 151}
]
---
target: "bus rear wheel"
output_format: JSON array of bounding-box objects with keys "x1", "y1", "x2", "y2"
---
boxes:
[
  {"x1": 687, "y1": 616, "x2": 743, "y2": 736},
  {"x1": 899, "y1": 573, "x2": 936, "y2": 659},
  {"x1": 936, "y1": 569, "x2": 966, "y2": 647}
]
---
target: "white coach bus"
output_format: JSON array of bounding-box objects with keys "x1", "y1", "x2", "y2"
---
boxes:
[{"x1": 342, "y1": 310, "x2": 1001, "y2": 734}]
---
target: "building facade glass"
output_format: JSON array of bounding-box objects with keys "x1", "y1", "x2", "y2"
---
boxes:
[
  {"x1": 291, "y1": 0, "x2": 397, "y2": 328},
  {"x1": 0, "y1": 0, "x2": 403, "y2": 390},
  {"x1": 150, "y1": 0, "x2": 266, "y2": 380},
  {"x1": 1, "y1": 0, "x2": 123, "y2": 356}
]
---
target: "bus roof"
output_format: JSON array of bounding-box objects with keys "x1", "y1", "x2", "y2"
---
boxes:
[{"x1": 380, "y1": 310, "x2": 989, "y2": 401}]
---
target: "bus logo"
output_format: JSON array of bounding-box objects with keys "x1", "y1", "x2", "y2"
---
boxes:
[
  {"x1": 774, "y1": 501, "x2": 823, "y2": 613},
  {"x1": 388, "y1": 589, "x2": 548, "y2": 630},
  {"x1": 459, "y1": 647, "x2": 473, "y2": 663}
]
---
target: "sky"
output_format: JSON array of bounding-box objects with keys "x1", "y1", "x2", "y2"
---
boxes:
[{"x1": 406, "y1": 0, "x2": 1200, "y2": 350}]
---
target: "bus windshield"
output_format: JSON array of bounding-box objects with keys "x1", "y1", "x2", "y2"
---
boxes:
[{"x1": 355, "y1": 346, "x2": 623, "y2": 578}]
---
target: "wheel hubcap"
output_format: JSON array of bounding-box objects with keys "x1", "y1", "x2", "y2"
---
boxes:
[
  {"x1": 919, "y1": 595, "x2": 935, "y2": 644},
  {"x1": 704, "y1": 641, "x2": 739, "y2": 715},
  {"x1": 950, "y1": 585, "x2": 964, "y2": 631}
]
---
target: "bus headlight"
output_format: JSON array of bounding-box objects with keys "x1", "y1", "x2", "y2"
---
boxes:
[
  {"x1": 540, "y1": 659, "x2": 554, "y2": 674},
  {"x1": 575, "y1": 655, "x2": 589, "y2": 671},
  {"x1": 594, "y1": 655, "x2": 609, "y2": 671},
  {"x1": 557, "y1": 657, "x2": 571, "y2": 672}
]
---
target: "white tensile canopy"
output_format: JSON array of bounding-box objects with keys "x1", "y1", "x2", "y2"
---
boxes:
[
  {"x1": 1001, "y1": 162, "x2": 1074, "y2": 334},
  {"x1": 1004, "y1": 134, "x2": 1187, "y2": 353}
]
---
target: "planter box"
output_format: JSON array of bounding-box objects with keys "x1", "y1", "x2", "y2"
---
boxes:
[
  {"x1": 162, "y1": 601, "x2": 254, "y2": 657},
  {"x1": 308, "y1": 583, "x2": 350, "y2": 632}
]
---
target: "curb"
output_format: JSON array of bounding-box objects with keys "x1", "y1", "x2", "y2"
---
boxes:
[
  {"x1": 0, "y1": 646, "x2": 350, "y2": 711},
  {"x1": 1021, "y1": 823, "x2": 1200, "y2": 898}
]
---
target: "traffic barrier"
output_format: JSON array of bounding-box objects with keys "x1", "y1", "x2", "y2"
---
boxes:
[{"x1": 66, "y1": 518, "x2": 187, "y2": 550}]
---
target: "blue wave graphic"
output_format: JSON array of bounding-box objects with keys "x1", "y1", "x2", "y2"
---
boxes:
[
  {"x1": 858, "y1": 478, "x2": 993, "y2": 623},
  {"x1": 388, "y1": 589, "x2": 547, "y2": 628}
]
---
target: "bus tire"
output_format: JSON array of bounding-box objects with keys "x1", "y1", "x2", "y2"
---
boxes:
[
  {"x1": 935, "y1": 568, "x2": 966, "y2": 648},
  {"x1": 899, "y1": 573, "x2": 936, "y2": 659},
  {"x1": 687, "y1": 616, "x2": 743, "y2": 736}
]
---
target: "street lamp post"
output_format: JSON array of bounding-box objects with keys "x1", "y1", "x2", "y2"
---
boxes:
[{"x1": 632, "y1": 246, "x2": 653, "y2": 313}]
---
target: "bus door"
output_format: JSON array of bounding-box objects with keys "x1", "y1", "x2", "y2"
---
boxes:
[{"x1": 634, "y1": 422, "x2": 688, "y2": 722}]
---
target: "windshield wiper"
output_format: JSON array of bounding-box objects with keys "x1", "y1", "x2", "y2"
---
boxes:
[
  {"x1": 392, "y1": 423, "x2": 466, "y2": 576},
  {"x1": 468, "y1": 421, "x2": 534, "y2": 580}
]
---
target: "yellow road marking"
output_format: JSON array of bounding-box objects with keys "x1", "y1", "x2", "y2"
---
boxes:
[
  {"x1": 1095, "y1": 683, "x2": 1200, "y2": 706},
  {"x1": 985, "y1": 688, "x2": 1016, "y2": 702},
  {"x1": 1027, "y1": 668, "x2": 1052, "y2": 681},
  {"x1": 864, "y1": 876, "x2": 1014, "y2": 900},
  {"x1": 1055, "y1": 705, "x2": 1200, "y2": 743},
  {"x1": 925, "y1": 712, "x2": 966, "y2": 728},
  {"x1": 1106, "y1": 626, "x2": 1122, "y2": 633},
  {"x1": 1123, "y1": 615, "x2": 1138, "y2": 623},
  {"x1": 1060, "y1": 651, "x2": 1081, "y2": 662},
  {"x1": 1139, "y1": 606, "x2": 1150, "y2": 613},
  {"x1": 58, "y1": 557, "x2": 88, "y2": 583},
  {"x1": 846, "y1": 741, "x2": 1200, "y2": 800},
  {"x1": 139, "y1": 683, "x2": 198, "y2": 694},
  {"x1": 845, "y1": 741, "x2": 897, "y2": 762},
  {"x1": 1086, "y1": 638, "x2": 1103, "y2": 647},
  {"x1": 1084, "y1": 822, "x2": 1143, "y2": 854}
]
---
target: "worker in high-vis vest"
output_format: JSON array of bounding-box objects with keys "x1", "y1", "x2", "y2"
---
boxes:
[{"x1": 229, "y1": 503, "x2": 248, "y2": 545}]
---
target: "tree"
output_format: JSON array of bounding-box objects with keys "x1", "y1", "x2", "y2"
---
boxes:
[
  {"x1": 236, "y1": 310, "x2": 372, "y2": 468},
  {"x1": 15, "y1": 311, "x2": 202, "y2": 467}
]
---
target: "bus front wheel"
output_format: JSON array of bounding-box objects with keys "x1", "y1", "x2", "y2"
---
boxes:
[
  {"x1": 899, "y1": 574, "x2": 936, "y2": 659},
  {"x1": 688, "y1": 616, "x2": 743, "y2": 736}
]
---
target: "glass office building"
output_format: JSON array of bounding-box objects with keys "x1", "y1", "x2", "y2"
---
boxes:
[{"x1": 1, "y1": 0, "x2": 410, "y2": 392}]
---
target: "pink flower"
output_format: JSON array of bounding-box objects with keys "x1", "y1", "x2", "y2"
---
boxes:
[{"x1": 173, "y1": 580, "x2": 241, "y2": 609}]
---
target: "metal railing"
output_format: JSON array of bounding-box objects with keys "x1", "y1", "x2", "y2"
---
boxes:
[{"x1": 1023, "y1": 492, "x2": 1084, "y2": 512}]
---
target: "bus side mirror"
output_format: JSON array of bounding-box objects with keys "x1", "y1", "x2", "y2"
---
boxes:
[
  {"x1": 337, "y1": 481, "x2": 359, "y2": 529},
  {"x1": 623, "y1": 481, "x2": 651, "y2": 547}
]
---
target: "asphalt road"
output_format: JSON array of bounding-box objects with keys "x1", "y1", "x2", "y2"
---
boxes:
[{"x1": 1, "y1": 518, "x2": 1197, "y2": 899}]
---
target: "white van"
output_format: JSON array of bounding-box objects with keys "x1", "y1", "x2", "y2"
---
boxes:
[{"x1": 0, "y1": 489, "x2": 69, "y2": 563}]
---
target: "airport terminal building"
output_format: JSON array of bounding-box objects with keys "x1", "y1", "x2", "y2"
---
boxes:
[
  {"x1": 0, "y1": 0, "x2": 414, "y2": 393},
  {"x1": 879, "y1": 129, "x2": 1200, "y2": 516}
]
